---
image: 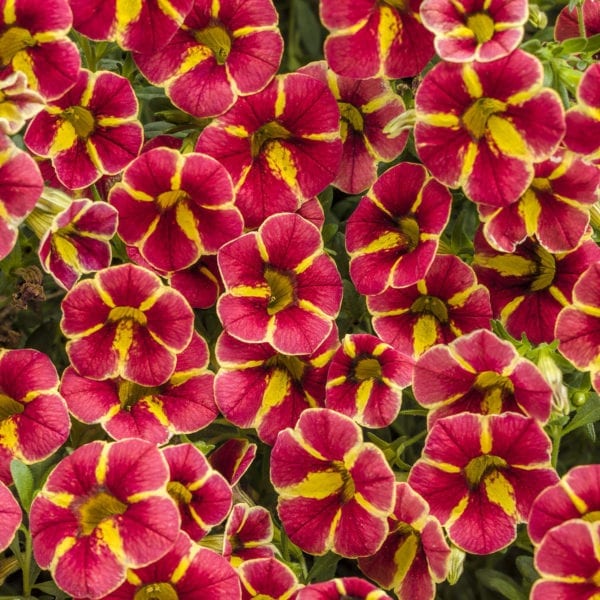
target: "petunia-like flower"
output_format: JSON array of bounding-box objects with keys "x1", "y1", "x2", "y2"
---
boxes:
[
  {"x1": 109, "y1": 147, "x2": 243, "y2": 273},
  {"x1": 555, "y1": 262, "x2": 600, "y2": 394},
  {"x1": 196, "y1": 72, "x2": 342, "y2": 228},
  {"x1": 420, "y1": 0, "x2": 528, "y2": 63},
  {"x1": 270, "y1": 408, "x2": 396, "y2": 557},
  {"x1": 169, "y1": 255, "x2": 222, "y2": 309},
  {"x1": 0, "y1": 0, "x2": 80, "y2": 100},
  {"x1": 208, "y1": 438, "x2": 257, "y2": 486},
  {"x1": 24, "y1": 69, "x2": 143, "y2": 190},
  {"x1": 473, "y1": 230, "x2": 600, "y2": 345},
  {"x1": 238, "y1": 557, "x2": 301, "y2": 600},
  {"x1": 528, "y1": 464, "x2": 600, "y2": 546},
  {"x1": 0, "y1": 134, "x2": 43, "y2": 260},
  {"x1": 320, "y1": 0, "x2": 435, "y2": 79},
  {"x1": 214, "y1": 326, "x2": 338, "y2": 445},
  {"x1": 0, "y1": 70, "x2": 44, "y2": 135},
  {"x1": 61, "y1": 332, "x2": 217, "y2": 444},
  {"x1": 408, "y1": 412, "x2": 558, "y2": 555},
  {"x1": 346, "y1": 162, "x2": 452, "y2": 295},
  {"x1": 0, "y1": 348, "x2": 70, "y2": 485},
  {"x1": 162, "y1": 444, "x2": 232, "y2": 542},
  {"x1": 478, "y1": 149, "x2": 600, "y2": 254},
  {"x1": 412, "y1": 329, "x2": 553, "y2": 428},
  {"x1": 531, "y1": 520, "x2": 600, "y2": 600},
  {"x1": 297, "y1": 577, "x2": 393, "y2": 599},
  {"x1": 69, "y1": 0, "x2": 193, "y2": 54},
  {"x1": 99, "y1": 530, "x2": 241, "y2": 599},
  {"x1": 0, "y1": 481, "x2": 20, "y2": 552},
  {"x1": 564, "y1": 62, "x2": 600, "y2": 160},
  {"x1": 61, "y1": 263, "x2": 195, "y2": 387},
  {"x1": 217, "y1": 212, "x2": 343, "y2": 356},
  {"x1": 298, "y1": 61, "x2": 408, "y2": 194},
  {"x1": 134, "y1": 0, "x2": 283, "y2": 119},
  {"x1": 367, "y1": 253, "x2": 492, "y2": 359},
  {"x1": 414, "y1": 49, "x2": 565, "y2": 206},
  {"x1": 325, "y1": 333, "x2": 413, "y2": 429},
  {"x1": 29, "y1": 439, "x2": 181, "y2": 599},
  {"x1": 555, "y1": 0, "x2": 600, "y2": 42},
  {"x1": 358, "y1": 482, "x2": 451, "y2": 600}
]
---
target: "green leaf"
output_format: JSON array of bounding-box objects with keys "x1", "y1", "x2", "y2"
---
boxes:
[
  {"x1": 515, "y1": 555, "x2": 539, "y2": 584},
  {"x1": 294, "y1": 0, "x2": 323, "y2": 58},
  {"x1": 307, "y1": 552, "x2": 341, "y2": 582},
  {"x1": 476, "y1": 569, "x2": 528, "y2": 600},
  {"x1": 562, "y1": 394, "x2": 600, "y2": 436},
  {"x1": 560, "y1": 37, "x2": 589, "y2": 54},
  {"x1": 9, "y1": 460, "x2": 34, "y2": 512}
]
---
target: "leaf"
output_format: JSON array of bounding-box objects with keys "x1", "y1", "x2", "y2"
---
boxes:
[
  {"x1": 515, "y1": 556, "x2": 539, "y2": 584},
  {"x1": 10, "y1": 460, "x2": 34, "y2": 512},
  {"x1": 560, "y1": 37, "x2": 589, "y2": 54},
  {"x1": 476, "y1": 569, "x2": 528, "y2": 600},
  {"x1": 294, "y1": 0, "x2": 323, "y2": 58},
  {"x1": 562, "y1": 394, "x2": 600, "y2": 436},
  {"x1": 307, "y1": 552, "x2": 341, "y2": 582}
]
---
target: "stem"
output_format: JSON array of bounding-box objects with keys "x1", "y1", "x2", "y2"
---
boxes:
[
  {"x1": 551, "y1": 426, "x2": 562, "y2": 470},
  {"x1": 576, "y1": 3, "x2": 587, "y2": 38},
  {"x1": 22, "y1": 528, "x2": 33, "y2": 597}
]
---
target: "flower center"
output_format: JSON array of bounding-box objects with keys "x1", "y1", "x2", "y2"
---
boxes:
[
  {"x1": 264, "y1": 267, "x2": 296, "y2": 315},
  {"x1": 0, "y1": 27, "x2": 35, "y2": 66},
  {"x1": 583, "y1": 511, "x2": 600, "y2": 523},
  {"x1": 251, "y1": 121, "x2": 291, "y2": 158},
  {"x1": 410, "y1": 295, "x2": 449, "y2": 323},
  {"x1": 194, "y1": 24, "x2": 232, "y2": 65},
  {"x1": 156, "y1": 189, "x2": 190, "y2": 212},
  {"x1": 167, "y1": 480, "x2": 193, "y2": 506},
  {"x1": 473, "y1": 371, "x2": 515, "y2": 414},
  {"x1": 462, "y1": 97, "x2": 505, "y2": 140},
  {"x1": 397, "y1": 215, "x2": 420, "y2": 252},
  {"x1": 339, "y1": 101, "x2": 364, "y2": 138},
  {"x1": 466, "y1": 12, "x2": 495, "y2": 44},
  {"x1": 108, "y1": 306, "x2": 148, "y2": 326},
  {"x1": 265, "y1": 353, "x2": 306, "y2": 380},
  {"x1": 463, "y1": 454, "x2": 507, "y2": 489},
  {"x1": 78, "y1": 491, "x2": 128, "y2": 535},
  {"x1": 332, "y1": 460, "x2": 356, "y2": 504},
  {"x1": 530, "y1": 245, "x2": 556, "y2": 291},
  {"x1": 117, "y1": 379, "x2": 158, "y2": 411},
  {"x1": 352, "y1": 356, "x2": 382, "y2": 381},
  {"x1": 0, "y1": 393, "x2": 24, "y2": 419},
  {"x1": 134, "y1": 583, "x2": 179, "y2": 600},
  {"x1": 63, "y1": 106, "x2": 96, "y2": 139}
]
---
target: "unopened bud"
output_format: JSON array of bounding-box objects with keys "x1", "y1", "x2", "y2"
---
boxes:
[
  {"x1": 536, "y1": 346, "x2": 570, "y2": 417},
  {"x1": 446, "y1": 545, "x2": 466, "y2": 585}
]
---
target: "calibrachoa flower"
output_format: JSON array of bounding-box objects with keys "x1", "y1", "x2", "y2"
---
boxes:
[
  {"x1": 0, "y1": 133, "x2": 43, "y2": 260},
  {"x1": 473, "y1": 230, "x2": 600, "y2": 345},
  {"x1": 0, "y1": 70, "x2": 44, "y2": 135},
  {"x1": 297, "y1": 577, "x2": 392, "y2": 599},
  {"x1": 162, "y1": 443, "x2": 232, "y2": 542},
  {"x1": 412, "y1": 328, "x2": 553, "y2": 428},
  {"x1": 29, "y1": 439, "x2": 181, "y2": 599},
  {"x1": 358, "y1": 482, "x2": 451, "y2": 600},
  {"x1": 531, "y1": 520, "x2": 600, "y2": 600},
  {"x1": 0, "y1": 348, "x2": 70, "y2": 485},
  {"x1": 298, "y1": 61, "x2": 408, "y2": 194},
  {"x1": 217, "y1": 212, "x2": 343, "y2": 356},
  {"x1": 61, "y1": 263, "x2": 195, "y2": 387},
  {"x1": 24, "y1": 69, "x2": 143, "y2": 190},
  {"x1": 196, "y1": 72, "x2": 342, "y2": 228},
  {"x1": 528, "y1": 464, "x2": 600, "y2": 545},
  {"x1": 414, "y1": 49, "x2": 565, "y2": 206},
  {"x1": 109, "y1": 147, "x2": 243, "y2": 273},
  {"x1": 0, "y1": 481, "x2": 20, "y2": 552},
  {"x1": 134, "y1": 0, "x2": 284, "y2": 119},
  {"x1": 346, "y1": 162, "x2": 452, "y2": 295},
  {"x1": 320, "y1": 0, "x2": 434, "y2": 79},
  {"x1": 169, "y1": 255, "x2": 222, "y2": 309},
  {"x1": 325, "y1": 333, "x2": 413, "y2": 428},
  {"x1": 408, "y1": 412, "x2": 558, "y2": 555},
  {"x1": 270, "y1": 408, "x2": 396, "y2": 557},
  {"x1": 555, "y1": 262, "x2": 600, "y2": 394},
  {"x1": 238, "y1": 557, "x2": 301, "y2": 600},
  {"x1": 477, "y1": 149, "x2": 600, "y2": 253},
  {"x1": 208, "y1": 438, "x2": 257, "y2": 486},
  {"x1": 367, "y1": 253, "x2": 493, "y2": 359},
  {"x1": 69, "y1": 0, "x2": 194, "y2": 54},
  {"x1": 420, "y1": 0, "x2": 528, "y2": 63},
  {"x1": 61, "y1": 332, "x2": 217, "y2": 444},
  {"x1": 214, "y1": 326, "x2": 338, "y2": 445},
  {"x1": 0, "y1": 0, "x2": 80, "y2": 100},
  {"x1": 99, "y1": 530, "x2": 241, "y2": 599}
]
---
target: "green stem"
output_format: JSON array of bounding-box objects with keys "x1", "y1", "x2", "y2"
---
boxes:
[
  {"x1": 576, "y1": 3, "x2": 587, "y2": 38},
  {"x1": 22, "y1": 528, "x2": 33, "y2": 597},
  {"x1": 551, "y1": 426, "x2": 562, "y2": 470}
]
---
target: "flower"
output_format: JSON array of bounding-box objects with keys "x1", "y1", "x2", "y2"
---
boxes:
[
  {"x1": 420, "y1": 0, "x2": 528, "y2": 63},
  {"x1": 29, "y1": 439, "x2": 181, "y2": 599},
  {"x1": 367, "y1": 253, "x2": 492, "y2": 359},
  {"x1": 208, "y1": 438, "x2": 257, "y2": 486},
  {"x1": 297, "y1": 576, "x2": 393, "y2": 599},
  {"x1": 0, "y1": 348, "x2": 70, "y2": 484},
  {"x1": 414, "y1": 49, "x2": 565, "y2": 206},
  {"x1": 0, "y1": 481, "x2": 21, "y2": 552},
  {"x1": 408, "y1": 412, "x2": 558, "y2": 554},
  {"x1": 217, "y1": 212, "x2": 343, "y2": 356},
  {"x1": 61, "y1": 263, "x2": 195, "y2": 387},
  {"x1": 169, "y1": 255, "x2": 223, "y2": 309},
  {"x1": 412, "y1": 329, "x2": 553, "y2": 427},
  {"x1": 0, "y1": 70, "x2": 44, "y2": 135},
  {"x1": 357, "y1": 482, "x2": 451, "y2": 600},
  {"x1": 325, "y1": 333, "x2": 414, "y2": 428},
  {"x1": 270, "y1": 407, "x2": 396, "y2": 557},
  {"x1": 196, "y1": 72, "x2": 342, "y2": 228},
  {"x1": 346, "y1": 161, "x2": 452, "y2": 295},
  {"x1": 238, "y1": 557, "x2": 301, "y2": 600},
  {"x1": 555, "y1": 0, "x2": 600, "y2": 41},
  {"x1": 24, "y1": 69, "x2": 144, "y2": 190},
  {"x1": 320, "y1": 0, "x2": 435, "y2": 79},
  {"x1": 134, "y1": 0, "x2": 283, "y2": 119}
]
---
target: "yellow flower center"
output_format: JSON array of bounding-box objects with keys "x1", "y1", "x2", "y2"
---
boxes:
[
  {"x1": 473, "y1": 371, "x2": 515, "y2": 414},
  {"x1": 332, "y1": 460, "x2": 356, "y2": 504},
  {"x1": 339, "y1": 102, "x2": 364, "y2": 140},
  {"x1": 410, "y1": 295, "x2": 449, "y2": 323},
  {"x1": 0, "y1": 393, "x2": 24, "y2": 420},
  {"x1": 194, "y1": 24, "x2": 232, "y2": 65},
  {"x1": 462, "y1": 97, "x2": 505, "y2": 140},
  {"x1": 167, "y1": 480, "x2": 193, "y2": 506},
  {"x1": 265, "y1": 353, "x2": 306, "y2": 380},
  {"x1": 134, "y1": 583, "x2": 179, "y2": 600},
  {"x1": 63, "y1": 106, "x2": 96, "y2": 139},
  {"x1": 0, "y1": 27, "x2": 35, "y2": 66},
  {"x1": 264, "y1": 267, "x2": 296, "y2": 315},
  {"x1": 78, "y1": 491, "x2": 128, "y2": 536},
  {"x1": 583, "y1": 511, "x2": 600, "y2": 523},
  {"x1": 156, "y1": 189, "x2": 190, "y2": 212},
  {"x1": 463, "y1": 454, "x2": 507, "y2": 489},
  {"x1": 251, "y1": 121, "x2": 291, "y2": 158},
  {"x1": 530, "y1": 245, "x2": 556, "y2": 292},
  {"x1": 117, "y1": 379, "x2": 158, "y2": 411},
  {"x1": 397, "y1": 215, "x2": 420, "y2": 252},
  {"x1": 466, "y1": 12, "x2": 496, "y2": 44},
  {"x1": 108, "y1": 306, "x2": 148, "y2": 326},
  {"x1": 352, "y1": 357, "x2": 382, "y2": 381}
]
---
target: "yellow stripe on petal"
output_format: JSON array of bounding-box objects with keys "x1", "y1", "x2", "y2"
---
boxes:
[
  {"x1": 480, "y1": 419, "x2": 492, "y2": 454},
  {"x1": 95, "y1": 444, "x2": 110, "y2": 485},
  {"x1": 355, "y1": 379, "x2": 375, "y2": 416},
  {"x1": 459, "y1": 141, "x2": 478, "y2": 184},
  {"x1": 51, "y1": 235, "x2": 80, "y2": 269},
  {"x1": 49, "y1": 121, "x2": 78, "y2": 155},
  {"x1": 175, "y1": 202, "x2": 201, "y2": 247},
  {"x1": 499, "y1": 296, "x2": 525, "y2": 322},
  {"x1": 487, "y1": 115, "x2": 527, "y2": 157},
  {"x1": 224, "y1": 124, "x2": 249, "y2": 138},
  {"x1": 390, "y1": 529, "x2": 420, "y2": 586},
  {"x1": 0, "y1": 420, "x2": 19, "y2": 458},
  {"x1": 548, "y1": 285, "x2": 570, "y2": 307},
  {"x1": 96, "y1": 116, "x2": 129, "y2": 128},
  {"x1": 564, "y1": 481, "x2": 590, "y2": 514},
  {"x1": 171, "y1": 553, "x2": 193, "y2": 584},
  {"x1": 283, "y1": 469, "x2": 343, "y2": 499},
  {"x1": 472, "y1": 254, "x2": 536, "y2": 277},
  {"x1": 2, "y1": 0, "x2": 16, "y2": 24},
  {"x1": 343, "y1": 336, "x2": 357, "y2": 359},
  {"x1": 50, "y1": 537, "x2": 76, "y2": 568},
  {"x1": 446, "y1": 494, "x2": 469, "y2": 526},
  {"x1": 47, "y1": 492, "x2": 75, "y2": 509},
  {"x1": 326, "y1": 375, "x2": 347, "y2": 388},
  {"x1": 157, "y1": 0, "x2": 186, "y2": 21},
  {"x1": 413, "y1": 314, "x2": 440, "y2": 357},
  {"x1": 179, "y1": 45, "x2": 212, "y2": 73},
  {"x1": 485, "y1": 470, "x2": 517, "y2": 517},
  {"x1": 297, "y1": 298, "x2": 334, "y2": 320},
  {"x1": 378, "y1": 6, "x2": 401, "y2": 61},
  {"x1": 97, "y1": 518, "x2": 125, "y2": 561},
  {"x1": 112, "y1": 319, "x2": 135, "y2": 361},
  {"x1": 11, "y1": 51, "x2": 35, "y2": 89},
  {"x1": 230, "y1": 284, "x2": 270, "y2": 298},
  {"x1": 116, "y1": 0, "x2": 143, "y2": 27},
  {"x1": 255, "y1": 369, "x2": 289, "y2": 423},
  {"x1": 417, "y1": 112, "x2": 460, "y2": 128},
  {"x1": 143, "y1": 397, "x2": 170, "y2": 427},
  {"x1": 360, "y1": 230, "x2": 409, "y2": 254},
  {"x1": 520, "y1": 190, "x2": 542, "y2": 238},
  {"x1": 275, "y1": 81, "x2": 286, "y2": 118},
  {"x1": 462, "y1": 64, "x2": 483, "y2": 99},
  {"x1": 264, "y1": 142, "x2": 298, "y2": 188}
]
